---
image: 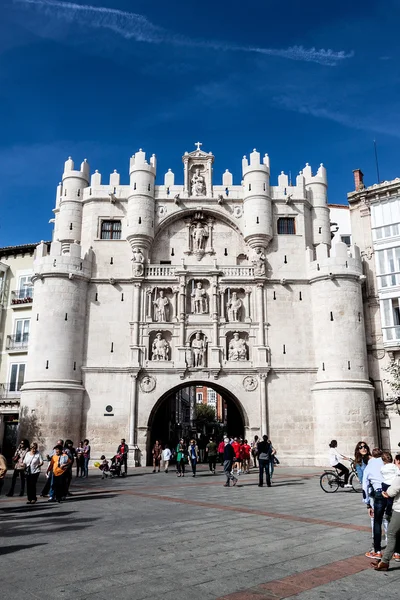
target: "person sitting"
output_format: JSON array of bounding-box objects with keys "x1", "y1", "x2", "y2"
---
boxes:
[{"x1": 328, "y1": 440, "x2": 351, "y2": 488}]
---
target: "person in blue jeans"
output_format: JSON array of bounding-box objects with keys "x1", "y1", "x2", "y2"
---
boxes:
[
  {"x1": 83, "y1": 439, "x2": 91, "y2": 478},
  {"x1": 363, "y1": 448, "x2": 386, "y2": 560},
  {"x1": 188, "y1": 440, "x2": 199, "y2": 477},
  {"x1": 257, "y1": 435, "x2": 272, "y2": 487}
]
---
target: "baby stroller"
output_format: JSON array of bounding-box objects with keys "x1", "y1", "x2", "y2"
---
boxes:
[{"x1": 110, "y1": 454, "x2": 124, "y2": 477}]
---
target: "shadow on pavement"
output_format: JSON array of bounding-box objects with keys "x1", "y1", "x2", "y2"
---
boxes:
[{"x1": 0, "y1": 543, "x2": 47, "y2": 556}]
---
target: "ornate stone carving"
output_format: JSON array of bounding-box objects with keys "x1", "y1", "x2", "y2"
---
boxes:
[
  {"x1": 191, "y1": 331, "x2": 206, "y2": 367},
  {"x1": 153, "y1": 290, "x2": 169, "y2": 322},
  {"x1": 191, "y1": 221, "x2": 208, "y2": 252},
  {"x1": 226, "y1": 292, "x2": 243, "y2": 322},
  {"x1": 132, "y1": 247, "x2": 145, "y2": 277},
  {"x1": 243, "y1": 375, "x2": 258, "y2": 391},
  {"x1": 191, "y1": 168, "x2": 206, "y2": 196},
  {"x1": 140, "y1": 375, "x2": 156, "y2": 393},
  {"x1": 250, "y1": 247, "x2": 266, "y2": 276},
  {"x1": 228, "y1": 333, "x2": 248, "y2": 361},
  {"x1": 151, "y1": 333, "x2": 170, "y2": 361},
  {"x1": 191, "y1": 282, "x2": 208, "y2": 314}
]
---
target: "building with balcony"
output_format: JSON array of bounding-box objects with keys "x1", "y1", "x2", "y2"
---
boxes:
[
  {"x1": 348, "y1": 170, "x2": 400, "y2": 450},
  {"x1": 0, "y1": 242, "x2": 50, "y2": 458}
]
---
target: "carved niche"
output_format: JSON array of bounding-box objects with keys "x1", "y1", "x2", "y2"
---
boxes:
[
  {"x1": 149, "y1": 331, "x2": 171, "y2": 361},
  {"x1": 184, "y1": 212, "x2": 215, "y2": 261},
  {"x1": 183, "y1": 143, "x2": 214, "y2": 198},
  {"x1": 188, "y1": 279, "x2": 209, "y2": 315},
  {"x1": 227, "y1": 332, "x2": 249, "y2": 361},
  {"x1": 188, "y1": 330, "x2": 208, "y2": 368}
]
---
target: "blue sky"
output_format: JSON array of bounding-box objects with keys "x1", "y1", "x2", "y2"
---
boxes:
[{"x1": 1, "y1": 0, "x2": 400, "y2": 246}]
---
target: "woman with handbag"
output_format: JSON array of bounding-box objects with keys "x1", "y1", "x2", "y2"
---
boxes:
[
  {"x1": 176, "y1": 439, "x2": 187, "y2": 477},
  {"x1": 6, "y1": 439, "x2": 29, "y2": 497},
  {"x1": 24, "y1": 442, "x2": 43, "y2": 504}
]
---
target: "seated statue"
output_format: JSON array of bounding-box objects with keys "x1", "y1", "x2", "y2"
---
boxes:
[
  {"x1": 151, "y1": 333, "x2": 170, "y2": 361},
  {"x1": 228, "y1": 333, "x2": 247, "y2": 361}
]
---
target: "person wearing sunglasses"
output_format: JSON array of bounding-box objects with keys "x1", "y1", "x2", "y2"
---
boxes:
[{"x1": 354, "y1": 441, "x2": 371, "y2": 484}]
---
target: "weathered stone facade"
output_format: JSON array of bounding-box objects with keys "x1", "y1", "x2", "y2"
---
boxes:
[{"x1": 20, "y1": 146, "x2": 378, "y2": 465}]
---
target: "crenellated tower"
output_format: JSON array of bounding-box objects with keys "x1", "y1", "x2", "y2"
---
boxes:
[
  {"x1": 309, "y1": 241, "x2": 377, "y2": 462},
  {"x1": 126, "y1": 149, "x2": 157, "y2": 255},
  {"x1": 303, "y1": 163, "x2": 331, "y2": 253},
  {"x1": 242, "y1": 149, "x2": 272, "y2": 249}
]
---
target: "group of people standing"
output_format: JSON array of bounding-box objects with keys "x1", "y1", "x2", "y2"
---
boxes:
[{"x1": 329, "y1": 439, "x2": 400, "y2": 572}]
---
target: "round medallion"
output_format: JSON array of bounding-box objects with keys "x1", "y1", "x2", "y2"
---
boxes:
[
  {"x1": 140, "y1": 375, "x2": 156, "y2": 393},
  {"x1": 243, "y1": 375, "x2": 258, "y2": 391}
]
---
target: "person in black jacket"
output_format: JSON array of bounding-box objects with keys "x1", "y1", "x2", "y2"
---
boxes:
[
  {"x1": 117, "y1": 439, "x2": 129, "y2": 475},
  {"x1": 223, "y1": 437, "x2": 238, "y2": 487},
  {"x1": 257, "y1": 435, "x2": 272, "y2": 487}
]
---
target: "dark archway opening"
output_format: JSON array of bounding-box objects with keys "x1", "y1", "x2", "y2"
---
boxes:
[{"x1": 147, "y1": 382, "x2": 246, "y2": 465}]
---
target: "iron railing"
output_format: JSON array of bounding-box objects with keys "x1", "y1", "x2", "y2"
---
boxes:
[
  {"x1": 6, "y1": 334, "x2": 29, "y2": 351},
  {"x1": 11, "y1": 289, "x2": 34, "y2": 305}
]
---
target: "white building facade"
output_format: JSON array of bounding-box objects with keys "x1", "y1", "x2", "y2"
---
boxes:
[{"x1": 19, "y1": 146, "x2": 377, "y2": 465}]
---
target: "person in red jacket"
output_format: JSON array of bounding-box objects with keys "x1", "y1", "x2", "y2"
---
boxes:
[
  {"x1": 231, "y1": 438, "x2": 241, "y2": 475},
  {"x1": 218, "y1": 440, "x2": 225, "y2": 465},
  {"x1": 241, "y1": 439, "x2": 251, "y2": 474}
]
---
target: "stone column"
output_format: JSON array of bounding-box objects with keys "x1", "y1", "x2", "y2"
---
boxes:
[
  {"x1": 146, "y1": 288, "x2": 152, "y2": 321},
  {"x1": 179, "y1": 275, "x2": 186, "y2": 345},
  {"x1": 183, "y1": 158, "x2": 189, "y2": 196},
  {"x1": 132, "y1": 283, "x2": 141, "y2": 344},
  {"x1": 206, "y1": 158, "x2": 212, "y2": 196},
  {"x1": 185, "y1": 219, "x2": 191, "y2": 253},
  {"x1": 245, "y1": 286, "x2": 252, "y2": 322},
  {"x1": 129, "y1": 373, "x2": 138, "y2": 446},
  {"x1": 259, "y1": 373, "x2": 268, "y2": 436},
  {"x1": 207, "y1": 217, "x2": 214, "y2": 253},
  {"x1": 256, "y1": 283, "x2": 265, "y2": 345},
  {"x1": 219, "y1": 286, "x2": 225, "y2": 319},
  {"x1": 211, "y1": 279, "x2": 218, "y2": 345},
  {"x1": 172, "y1": 286, "x2": 179, "y2": 322}
]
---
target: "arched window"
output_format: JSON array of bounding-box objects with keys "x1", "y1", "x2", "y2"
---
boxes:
[{"x1": 277, "y1": 217, "x2": 296, "y2": 234}]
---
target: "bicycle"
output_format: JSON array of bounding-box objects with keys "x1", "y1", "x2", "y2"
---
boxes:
[{"x1": 320, "y1": 459, "x2": 362, "y2": 493}]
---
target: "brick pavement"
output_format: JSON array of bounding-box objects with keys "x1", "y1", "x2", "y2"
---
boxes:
[{"x1": 1, "y1": 465, "x2": 399, "y2": 600}]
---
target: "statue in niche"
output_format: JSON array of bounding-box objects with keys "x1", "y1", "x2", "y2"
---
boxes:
[
  {"x1": 153, "y1": 290, "x2": 169, "y2": 322},
  {"x1": 151, "y1": 333, "x2": 170, "y2": 361},
  {"x1": 251, "y1": 246, "x2": 266, "y2": 276},
  {"x1": 191, "y1": 168, "x2": 206, "y2": 196},
  {"x1": 132, "y1": 247, "x2": 145, "y2": 277},
  {"x1": 226, "y1": 292, "x2": 243, "y2": 322},
  {"x1": 191, "y1": 221, "x2": 208, "y2": 252},
  {"x1": 228, "y1": 333, "x2": 248, "y2": 361},
  {"x1": 191, "y1": 332, "x2": 206, "y2": 367},
  {"x1": 191, "y1": 282, "x2": 208, "y2": 314}
]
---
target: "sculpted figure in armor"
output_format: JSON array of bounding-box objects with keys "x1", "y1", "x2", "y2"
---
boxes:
[
  {"x1": 191, "y1": 282, "x2": 208, "y2": 314},
  {"x1": 226, "y1": 291, "x2": 243, "y2": 322},
  {"x1": 228, "y1": 332, "x2": 247, "y2": 361},
  {"x1": 252, "y1": 247, "x2": 266, "y2": 276},
  {"x1": 192, "y1": 222, "x2": 208, "y2": 252},
  {"x1": 153, "y1": 290, "x2": 169, "y2": 322},
  {"x1": 151, "y1": 333, "x2": 170, "y2": 361},
  {"x1": 191, "y1": 332, "x2": 206, "y2": 367},
  {"x1": 132, "y1": 247, "x2": 145, "y2": 276},
  {"x1": 191, "y1": 168, "x2": 205, "y2": 196}
]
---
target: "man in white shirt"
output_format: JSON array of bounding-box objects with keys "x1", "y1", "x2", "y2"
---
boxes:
[{"x1": 363, "y1": 448, "x2": 386, "y2": 560}]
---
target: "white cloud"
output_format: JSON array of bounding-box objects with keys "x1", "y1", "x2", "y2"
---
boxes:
[{"x1": 14, "y1": 0, "x2": 353, "y2": 66}]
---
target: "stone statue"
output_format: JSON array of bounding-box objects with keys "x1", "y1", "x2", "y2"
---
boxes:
[
  {"x1": 251, "y1": 247, "x2": 266, "y2": 276},
  {"x1": 191, "y1": 332, "x2": 206, "y2": 367},
  {"x1": 228, "y1": 332, "x2": 248, "y2": 361},
  {"x1": 191, "y1": 168, "x2": 205, "y2": 196},
  {"x1": 132, "y1": 247, "x2": 145, "y2": 276},
  {"x1": 226, "y1": 292, "x2": 243, "y2": 322},
  {"x1": 153, "y1": 290, "x2": 169, "y2": 322},
  {"x1": 191, "y1": 222, "x2": 208, "y2": 252},
  {"x1": 191, "y1": 282, "x2": 208, "y2": 314},
  {"x1": 151, "y1": 333, "x2": 170, "y2": 361}
]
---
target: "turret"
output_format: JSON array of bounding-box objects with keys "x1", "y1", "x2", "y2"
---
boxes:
[
  {"x1": 126, "y1": 149, "x2": 156, "y2": 254},
  {"x1": 309, "y1": 242, "x2": 377, "y2": 463},
  {"x1": 304, "y1": 163, "x2": 331, "y2": 250},
  {"x1": 242, "y1": 149, "x2": 272, "y2": 248},
  {"x1": 56, "y1": 157, "x2": 90, "y2": 252}
]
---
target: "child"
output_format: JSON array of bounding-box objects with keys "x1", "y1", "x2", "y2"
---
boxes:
[
  {"x1": 99, "y1": 455, "x2": 110, "y2": 479},
  {"x1": 162, "y1": 445, "x2": 171, "y2": 473},
  {"x1": 381, "y1": 451, "x2": 398, "y2": 520}
]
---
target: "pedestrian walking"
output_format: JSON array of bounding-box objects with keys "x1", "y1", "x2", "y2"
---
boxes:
[
  {"x1": 176, "y1": 439, "x2": 187, "y2": 477},
  {"x1": 188, "y1": 439, "x2": 199, "y2": 477},
  {"x1": 24, "y1": 442, "x2": 43, "y2": 504},
  {"x1": 0, "y1": 452, "x2": 7, "y2": 495},
  {"x1": 223, "y1": 437, "x2": 237, "y2": 487},
  {"x1": 328, "y1": 440, "x2": 351, "y2": 487},
  {"x1": 257, "y1": 435, "x2": 272, "y2": 487},
  {"x1": 251, "y1": 435, "x2": 259, "y2": 468},
  {"x1": 162, "y1": 445, "x2": 171, "y2": 473},
  {"x1": 64, "y1": 440, "x2": 75, "y2": 496},
  {"x1": 83, "y1": 439, "x2": 91, "y2": 478},
  {"x1": 40, "y1": 438, "x2": 64, "y2": 498},
  {"x1": 76, "y1": 441, "x2": 84, "y2": 478},
  {"x1": 6, "y1": 439, "x2": 29, "y2": 497},
  {"x1": 268, "y1": 439, "x2": 277, "y2": 481},
  {"x1": 117, "y1": 438, "x2": 129, "y2": 476},
  {"x1": 241, "y1": 439, "x2": 251, "y2": 474},
  {"x1": 218, "y1": 439, "x2": 225, "y2": 465},
  {"x1": 206, "y1": 437, "x2": 217, "y2": 474},
  {"x1": 152, "y1": 440, "x2": 162, "y2": 473},
  {"x1": 371, "y1": 453, "x2": 400, "y2": 570},
  {"x1": 47, "y1": 444, "x2": 71, "y2": 503},
  {"x1": 364, "y1": 448, "x2": 386, "y2": 560}
]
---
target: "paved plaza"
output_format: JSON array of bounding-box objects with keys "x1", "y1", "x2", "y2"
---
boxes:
[{"x1": 1, "y1": 465, "x2": 400, "y2": 600}]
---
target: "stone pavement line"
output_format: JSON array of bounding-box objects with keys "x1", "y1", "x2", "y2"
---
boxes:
[
  {"x1": 118, "y1": 489, "x2": 371, "y2": 532},
  {"x1": 217, "y1": 555, "x2": 371, "y2": 600}
]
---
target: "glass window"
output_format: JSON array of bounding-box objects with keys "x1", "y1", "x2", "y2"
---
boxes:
[
  {"x1": 14, "y1": 319, "x2": 30, "y2": 342},
  {"x1": 207, "y1": 388, "x2": 217, "y2": 407},
  {"x1": 196, "y1": 392, "x2": 203, "y2": 404},
  {"x1": 9, "y1": 363, "x2": 25, "y2": 392},
  {"x1": 340, "y1": 235, "x2": 351, "y2": 246},
  {"x1": 100, "y1": 220, "x2": 122, "y2": 240},
  {"x1": 17, "y1": 276, "x2": 33, "y2": 299},
  {"x1": 375, "y1": 227, "x2": 383, "y2": 239},
  {"x1": 393, "y1": 224, "x2": 399, "y2": 236},
  {"x1": 277, "y1": 217, "x2": 295, "y2": 234}
]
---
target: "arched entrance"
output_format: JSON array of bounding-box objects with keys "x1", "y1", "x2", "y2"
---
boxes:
[{"x1": 147, "y1": 381, "x2": 247, "y2": 465}]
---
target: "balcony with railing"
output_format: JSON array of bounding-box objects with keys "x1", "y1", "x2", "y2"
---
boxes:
[
  {"x1": 11, "y1": 288, "x2": 34, "y2": 306},
  {"x1": 0, "y1": 382, "x2": 24, "y2": 399},
  {"x1": 144, "y1": 264, "x2": 255, "y2": 278},
  {"x1": 6, "y1": 334, "x2": 29, "y2": 352}
]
